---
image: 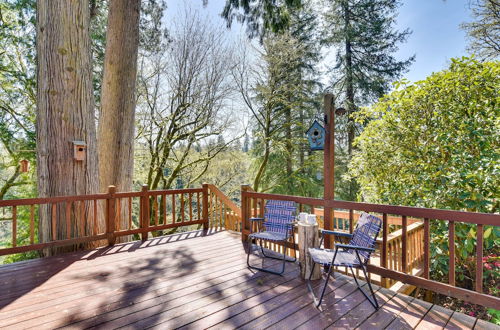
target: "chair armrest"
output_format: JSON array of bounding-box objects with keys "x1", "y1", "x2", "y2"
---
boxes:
[
  {"x1": 321, "y1": 230, "x2": 353, "y2": 239},
  {"x1": 250, "y1": 217, "x2": 265, "y2": 222},
  {"x1": 335, "y1": 243, "x2": 375, "y2": 253}
]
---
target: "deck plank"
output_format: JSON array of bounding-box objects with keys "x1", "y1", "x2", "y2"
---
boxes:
[
  {"x1": 386, "y1": 294, "x2": 433, "y2": 330},
  {"x1": 445, "y1": 310, "x2": 477, "y2": 329},
  {"x1": 0, "y1": 230, "x2": 495, "y2": 330},
  {"x1": 415, "y1": 304, "x2": 454, "y2": 330}
]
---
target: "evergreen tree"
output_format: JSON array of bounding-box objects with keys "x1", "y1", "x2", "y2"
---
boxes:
[
  {"x1": 222, "y1": 0, "x2": 301, "y2": 39},
  {"x1": 323, "y1": 0, "x2": 414, "y2": 199}
]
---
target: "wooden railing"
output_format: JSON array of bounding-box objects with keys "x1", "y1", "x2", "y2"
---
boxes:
[
  {"x1": 206, "y1": 184, "x2": 242, "y2": 232},
  {"x1": 240, "y1": 188, "x2": 500, "y2": 310},
  {"x1": 0, "y1": 185, "x2": 208, "y2": 256}
]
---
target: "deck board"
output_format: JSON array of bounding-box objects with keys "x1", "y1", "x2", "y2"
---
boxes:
[{"x1": 0, "y1": 230, "x2": 497, "y2": 330}]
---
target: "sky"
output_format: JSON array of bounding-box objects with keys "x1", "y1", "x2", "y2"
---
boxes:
[{"x1": 165, "y1": 0, "x2": 473, "y2": 83}]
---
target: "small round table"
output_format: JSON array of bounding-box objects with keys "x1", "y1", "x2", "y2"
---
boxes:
[{"x1": 298, "y1": 222, "x2": 321, "y2": 280}]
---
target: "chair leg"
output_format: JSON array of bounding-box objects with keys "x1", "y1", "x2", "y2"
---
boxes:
[
  {"x1": 307, "y1": 262, "x2": 333, "y2": 310},
  {"x1": 247, "y1": 237, "x2": 286, "y2": 275},
  {"x1": 348, "y1": 265, "x2": 379, "y2": 309}
]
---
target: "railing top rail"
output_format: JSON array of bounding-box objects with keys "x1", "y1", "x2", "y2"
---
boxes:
[
  {"x1": 0, "y1": 193, "x2": 111, "y2": 207},
  {"x1": 0, "y1": 187, "x2": 205, "y2": 207},
  {"x1": 243, "y1": 191, "x2": 325, "y2": 207},
  {"x1": 243, "y1": 190, "x2": 499, "y2": 226},
  {"x1": 327, "y1": 200, "x2": 499, "y2": 226}
]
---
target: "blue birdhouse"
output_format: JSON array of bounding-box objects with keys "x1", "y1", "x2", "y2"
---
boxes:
[{"x1": 306, "y1": 120, "x2": 325, "y2": 151}]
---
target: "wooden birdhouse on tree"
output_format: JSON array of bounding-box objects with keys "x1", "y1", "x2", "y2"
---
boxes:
[
  {"x1": 306, "y1": 120, "x2": 325, "y2": 151},
  {"x1": 20, "y1": 159, "x2": 29, "y2": 173}
]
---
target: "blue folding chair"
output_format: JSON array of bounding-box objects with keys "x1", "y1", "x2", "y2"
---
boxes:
[
  {"x1": 307, "y1": 212, "x2": 382, "y2": 310},
  {"x1": 246, "y1": 200, "x2": 297, "y2": 275}
]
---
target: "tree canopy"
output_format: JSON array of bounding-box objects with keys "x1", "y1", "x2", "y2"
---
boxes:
[{"x1": 350, "y1": 57, "x2": 499, "y2": 213}]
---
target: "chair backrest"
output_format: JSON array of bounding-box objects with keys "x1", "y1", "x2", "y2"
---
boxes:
[
  {"x1": 349, "y1": 212, "x2": 382, "y2": 263},
  {"x1": 263, "y1": 200, "x2": 296, "y2": 235}
]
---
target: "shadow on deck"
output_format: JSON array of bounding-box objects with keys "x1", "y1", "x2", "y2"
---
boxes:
[{"x1": 0, "y1": 230, "x2": 494, "y2": 329}]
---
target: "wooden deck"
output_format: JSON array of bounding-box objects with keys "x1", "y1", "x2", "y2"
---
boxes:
[{"x1": 0, "y1": 230, "x2": 497, "y2": 330}]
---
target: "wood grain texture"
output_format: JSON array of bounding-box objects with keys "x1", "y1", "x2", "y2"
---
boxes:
[
  {"x1": 36, "y1": 0, "x2": 100, "y2": 252},
  {"x1": 98, "y1": 0, "x2": 140, "y2": 241},
  {"x1": 0, "y1": 231, "x2": 493, "y2": 329}
]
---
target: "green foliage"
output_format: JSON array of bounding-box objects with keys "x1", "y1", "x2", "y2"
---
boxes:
[
  {"x1": 350, "y1": 57, "x2": 500, "y2": 290},
  {"x1": 323, "y1": 0, "x2": 414, "y2": 200},
  {"x1": 222, "y1": 0, "x2": 301, "y2": 39}
]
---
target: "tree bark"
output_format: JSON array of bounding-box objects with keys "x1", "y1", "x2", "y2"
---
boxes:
[
  {"x1": 343, "y1": 0, "x2": 356, "y2": 199},
  {"x1": 98, "y1": 0, "x2": 140, "y2": 193},
  {"x1": 98, "y1": 0, "x2": 140, "y2": 235},
  {"x1": 36, "y1": 0, "x2": 100, "y2": 251}
]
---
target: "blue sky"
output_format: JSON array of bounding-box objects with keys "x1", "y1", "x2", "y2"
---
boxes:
[{"x1": 166, "y1": 0, "x2": 473, "y2": 83}]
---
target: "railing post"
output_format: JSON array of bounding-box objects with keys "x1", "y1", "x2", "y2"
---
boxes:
[
  {"x1": 140, "y1": 184, "x2": 149, "y2": 241},
  {"x1": 241, "y1": 185, "x2": 251, "y2": 242},
  {"x1": 106, "y1": 185, "x2": 117, "y2": 246},
  {"x1": 202, "y1": 183, "x2": 209, "y2": 233},
  {"x1": 323, "y1": 94, "x2": 335, "y2": 249}
]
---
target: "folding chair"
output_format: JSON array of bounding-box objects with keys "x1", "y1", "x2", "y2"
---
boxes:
[
  {"x1": 307, "y1": 212, "x2": 382, "y2": 310},
  {"x1": 246, "y1": 200, "x2": 297, "y2": 275}
]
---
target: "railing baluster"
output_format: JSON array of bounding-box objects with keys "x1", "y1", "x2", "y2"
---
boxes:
[
  {"x1": 476, "y1": 224, "x2": 484, "y2": 293},
  {"x1": 161, "y1": 194, "x2": 166, "y2": 225},
  {"x1": 30, "y1": 204, "x2": 35, "y2": 245},
  {"x1": 116, "y1": 198, "x2": 122, "y2": 231},
  {"x1": 129, "y1": 197, "x2": 133, "y2": 229},
  {"x1": 424, "y1": 218, "x2": 430, "y2": 279},
  {"x1": 66, "y1": 201, "x2": 71, "y2": 239},
  {"x1": 189, "y1": 193, "x2": 193, "y2": 222},
  {"x1": 449, "y1": 220, "x2": 455, "y2": 286},
  {"x1": 381, "y1": 213, "x2": 388, "y2": 287},
  {"x1": 154, "y1": 197, "x2": 159, "y2": 226},
  {"x1": 197, "y1": 192, "x2": 201, "y2": 220},
  {"x1": 93, "y1": 199, "x2": 98, "y2": 235},
  {"x1": 349, "y1": 209, "x2": 354, "y2": 234},
  {"x1": 80, "y1": 200, "x2": 85, "y2": 236},
  {"x1": 402, "y1": 215, "x2": 408, "y2": 273},
  {"x1": 172, "y1": 194, "x2": 176, "y2": 224},
  {"x1": 181, "y1": 193, "x2": 185, "y2": 223},
  {"x1": 12, "y1": 206, "x2": 17, "y2": 247},
  {"x1": 52, "y1": 203, "x2": 57, "y2": 241}
]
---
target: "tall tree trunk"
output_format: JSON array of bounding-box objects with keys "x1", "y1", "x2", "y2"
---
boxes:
[
  {"x1": 36, "y1": 0, "x2": 100, "y2": 252},
  {"x1": 98, "y1": 0, "x2": 140, "y2": 235},
  {"x1": 285, "y1": 106, "x2": 293, "y2": 192},
  {"x1": 98, "y1": 0, "x2": 140, "y2": 193},
  {"x1": 343, "y1": 0, "x2": 356, "y2": 199}
]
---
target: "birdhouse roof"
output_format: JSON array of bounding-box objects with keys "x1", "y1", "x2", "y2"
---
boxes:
[{"x1": 306, "y1": 120, "x2": 324, "y2": 134}]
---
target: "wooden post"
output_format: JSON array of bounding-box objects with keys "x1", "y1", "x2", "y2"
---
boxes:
[
  {"x1": 241, "y1": 184, "x2": 251, "y2": 242},
  {"x1": 323, "y1": 94, "x2": 335, "y2": 249},
  {"x1": 202, "y1": 183, "x2": 209, "y2": 233},
  {"x1": 106, "y1": 185, "x2": 117, "y2": 246},
  {"x1": 140, "y1": 184, "x2": 149, "y2": 241}
]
